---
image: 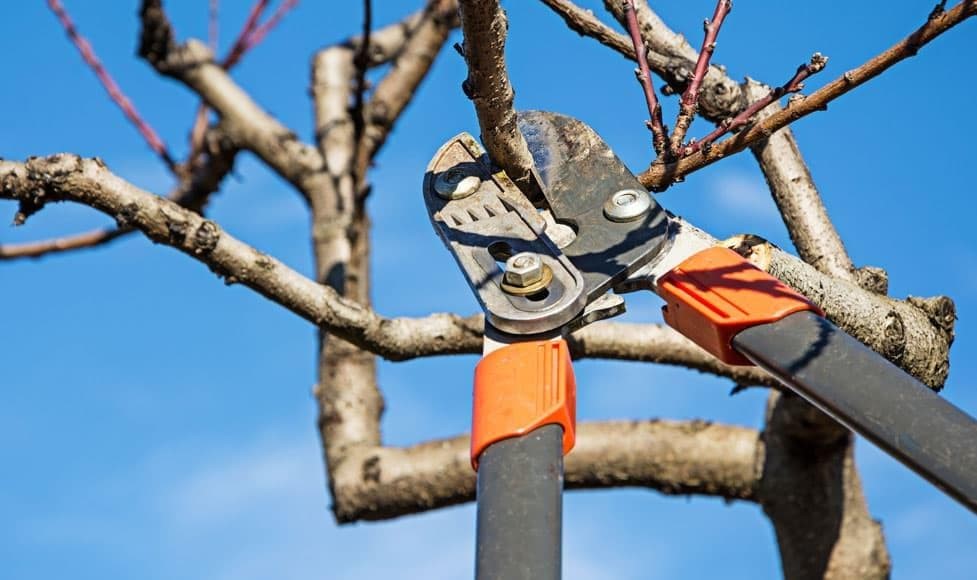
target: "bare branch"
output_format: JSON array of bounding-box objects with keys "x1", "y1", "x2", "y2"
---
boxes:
[
  {"x1": 640, "y1": 1, "x2": 977, "y2": 190},
  {"x1": 47, "y1": 0, "x2": 176, "y2": 171},
  {"x1": 139, "y1": 2, "x2": 328, "y2": 204},
  {"x1": 682, "y1": 53, "x2": 828, "y2": 158},
  {"x1": 539, "y1": 0, "x2": 635, "y2": 58},
  {"x1": 355, "y1": 0, "x2": 456, "y2": 184},
  {"x1": 670, "y1": 0, "x2": 732, "y2": 155},
  {"x1": 0, "y1": 157, "x2": 952, "y2": 389},
  {"x1": 1, "y1": 127, "x2": 238, "y2": 261},
  {"x1": 623, "y1": 0, "x2": 669, "y2": 157},
  {"x1": 740, "y1": 83, "x2": 856, "y2": 278},
  {"x1": 458, "y1": 0, "x2": 543, "y2": 200},
  {"x1": 330, "y1": 420, "x2": 761, "y2": 522}
]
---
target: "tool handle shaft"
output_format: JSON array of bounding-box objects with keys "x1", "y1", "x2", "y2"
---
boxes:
[
  {"x1": 733, "y1": 311, "x2": 977, "y2": 513},
  {"x1": 476, "y1": 424, "x2": 564, "y2": 580}
]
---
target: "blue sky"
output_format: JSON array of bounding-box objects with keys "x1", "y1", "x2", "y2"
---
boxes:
[{"x1": 1, "y1": 1, "x2": 975, "y2": 578}]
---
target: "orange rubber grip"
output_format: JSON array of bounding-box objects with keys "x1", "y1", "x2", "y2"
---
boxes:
[
  {"x1": 658, "y1": 247, "x2": 823, "y2": 366},
  {"x1": 470, "y1": 339, "x2": 576, "y2": 470}
]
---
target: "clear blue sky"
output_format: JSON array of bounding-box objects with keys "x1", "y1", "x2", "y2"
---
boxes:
[{"x1": 2, "y1": 2, "x2": 975, "y2": 578}]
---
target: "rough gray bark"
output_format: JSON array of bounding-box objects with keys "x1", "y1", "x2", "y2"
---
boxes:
[{"x1": 330, "y1": 420, "x2": 762, "y2": 522}]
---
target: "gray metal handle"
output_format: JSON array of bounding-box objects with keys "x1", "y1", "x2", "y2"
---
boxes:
[
  {"x1": 732, "y1": 310, "x2": 977, "y2": 513},
  {"x1": 476, "y1": 424, "x2": 564, "y2": 580}
]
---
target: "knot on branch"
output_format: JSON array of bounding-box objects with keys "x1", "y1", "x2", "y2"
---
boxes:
[
  {"x1": 882, "y1": 310, "x2": 907, "y2": 362},
  {"x1": 193, "y1": 220, "x2": 220, "y2": 255},
  {"x1": 855, "y1": 265, "x2": 889, "y2": 295},
  {"x1": 138, "y1": 0, "x2": 176, "y2": 70},
  {"x1": 908, "y1": 295, "x2": 957, "y2": 338}
]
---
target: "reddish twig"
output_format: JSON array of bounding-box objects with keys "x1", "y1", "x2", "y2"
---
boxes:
[
  {"x1": 221, "y1": 0, "x2": 269, "y2": 69},
  {"x1": 245, "y1": 0, "x2": 300, "y2": 51},
  {"x1": 681, "y1": 53, "x2": 828, "y2": 157},
  {"x1": 190, "y1": 1, "x2": 298, "y2": 164},
  {"x1": 670, "y1": 0, "x2": 732, "y2": 156},
  {"x1": 46, "y1": 0, "x2": 176, "y2": 172},
  {"x1": 623, "y1": 0, "x2": 668, "y2": 158}
]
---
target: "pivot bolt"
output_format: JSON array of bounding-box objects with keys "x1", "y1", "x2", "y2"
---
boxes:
[
  {"x1": 603, "y1": 188, "x2": 652, "y2": 222},
  {"x1": 434, "y1": 167, "x2": 481, "y2": 200},
  {"x1": 504, "y1": 252, "x2": 544, "y2": 287}
]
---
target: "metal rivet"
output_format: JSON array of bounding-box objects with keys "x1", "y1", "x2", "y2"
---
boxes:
[
  {"x1": 434, "y1": 168, "x2": 481, "y2": 200},
  {"x1": 603, "y1": 188, "x2": 652, "y2": 222}
]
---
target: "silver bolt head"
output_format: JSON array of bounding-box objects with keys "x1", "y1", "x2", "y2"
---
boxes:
[
  {"x1": 603, "y1": 188, "x2": 652, "y2": 222},
  {"x1": 434, "y1": 168, "x2": 481, "y2": 200},
  {"x1": 504, "y1": 252, "x2": 543, "y2": 287}
]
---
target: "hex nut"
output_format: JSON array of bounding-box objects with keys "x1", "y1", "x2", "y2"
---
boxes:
[
  {"x1": 504, "y1": 252, "x2": 544, "y2": 287},
  {"x1": 434, "y1": 168, "x2": 481, "y2": 200}
]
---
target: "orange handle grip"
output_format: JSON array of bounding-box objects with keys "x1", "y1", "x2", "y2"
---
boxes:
[
  {"x1": 658, "y1": 247, "x2": 823, "y2": 365},
  {"x1": 470, "y1": 339, "x2": 576, "y2": 470}
]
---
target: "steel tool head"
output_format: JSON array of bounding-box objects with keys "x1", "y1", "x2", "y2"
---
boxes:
[{"x1": 423, "y1": 111, "x2": 671, "y2": 336}]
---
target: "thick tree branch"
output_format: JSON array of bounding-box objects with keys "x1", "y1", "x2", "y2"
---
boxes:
[
  {"x1": 330, "y1": 419, "x2": 762, "y2": 522},
  {"x1": 741, "y1": 83, "x2": 856, "y2": 279},
  {"x1": 139, "y1": 0, "x2": 329, "y2": 206},
  {"x1": 639, "y1": 0, "x2": 977, "y2": 190},
  {"x1": 458, "y1": 0, "x2": 543, "y2": 200},
  {"x1": 1, "y1": 157, "x2": 951, "y2": 389},
  {"x1": 1, "y1": 127, "x2": 238, "y2": 261}
]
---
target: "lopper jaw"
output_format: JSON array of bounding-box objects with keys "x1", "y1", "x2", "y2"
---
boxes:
[{"x1": 422, "y1": 111, "x2": 672, "y2": 338}]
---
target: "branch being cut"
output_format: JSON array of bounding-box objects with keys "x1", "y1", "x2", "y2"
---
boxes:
[
  {"x1": 330, "y1": 419, "x2": 762, "y2": 522},
  {"x1": 639, "y1": 0, "x2": 977, "y2": 190},
  {"x1": 458, "y1": 0, "x2": 543, "y2": 200}
]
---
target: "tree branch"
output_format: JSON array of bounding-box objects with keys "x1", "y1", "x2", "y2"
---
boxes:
[
  {"x1": 1, "y1": 157, "x2": 952, "y2": 390},
  {"x1": 354, "y1": 0, "x2": 457, "y2": 185},
  {"x1": 669, "y1": 0, "x2": 732, "y2": 155},
  {"x1": 639, "y1": 0, "x2": 977, "y2": 190},
  {"x1": 1, "y1": 126, "x2": 238, "y2": 261},
  {"x1": 139, "y1": 0, "x2": 328, "y2": 205},
  {"x1": 458, "y1": 0, "x2": 543, "y2": 200},
  {"x1": 623, "y1": 0, "x2": 668, "y2": 157},
  {"x1": 47, "y1": 0, "x2": 176, "y2": 171},
  {"x1": 330, "y1": 419, "x2": 762, "y2": 522},
  {"x1": 539, "y1": 0, "x2": 636, "y2": 58}
]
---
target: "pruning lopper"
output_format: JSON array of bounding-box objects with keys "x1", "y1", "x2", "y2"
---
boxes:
[{"x1": 422, "y1": 111, "x2": 977, "y2": 580}]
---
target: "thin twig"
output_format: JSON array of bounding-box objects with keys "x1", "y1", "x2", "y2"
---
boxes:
[
  {"x1": 244, "y1": 0, "x2": 300, "y2": 51},
  {"x1": 670, "y1": 0, "x2": 731, "y2": 156},
  {"x1": 642, "y1": 0, "x2": 977, "y2": 189},
  {"x1": 683, "y1": 53, "x2": 827, "y2": 157},
  {"x1": 46, "y1": 0, "x2": 176, "y2": 171},
  {"x1": 221, "y1": 0, "x2": 269, "y2": 69},
  {"x1": 624, "y1": 0, "x2": 668, "y2": 158}
]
